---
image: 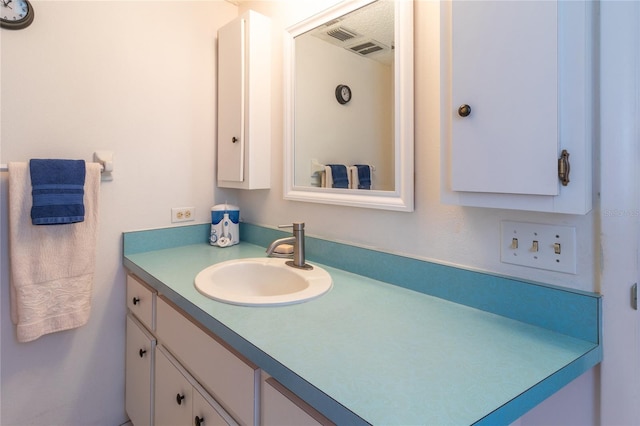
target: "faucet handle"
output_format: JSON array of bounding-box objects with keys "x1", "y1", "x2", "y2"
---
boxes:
[{"x1": 278, "y1": 222, "x2": 305, "y2": 231}]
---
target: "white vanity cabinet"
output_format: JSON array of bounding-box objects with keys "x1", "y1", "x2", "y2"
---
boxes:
[
  {"x1": 155, "y1": 346, "x2": 235, "y2": 426},
  {"x1": 217, "y1": 10, "x2": 271, "y2": 190},
  {"x1": 125, "y1": 273, "x2": 337, "y2": 425},
  {"x1": 261, "y1": 375, "x2": 333, "y2": 426},
  {"x1": 126, "y1": 275, "x2": 158, "y2": 426},
  {"x1": 441, "y1": 0, "x2": 594, "y2": 214},
  {"x1": 156, "y1": 296, "x2": 260, "y2": 425}
]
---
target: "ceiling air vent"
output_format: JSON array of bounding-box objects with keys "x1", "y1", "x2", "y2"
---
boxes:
[
  {"x1": 326, "y1": 26, "x2": 358, "y2": 42},
  {"x1": 349, "y1": 40, "x2": 385, "y2": 56}
]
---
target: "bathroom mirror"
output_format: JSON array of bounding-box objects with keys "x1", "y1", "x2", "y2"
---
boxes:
[{"x1": 283, "y1": 0, "x2": 414, "y2": 211}]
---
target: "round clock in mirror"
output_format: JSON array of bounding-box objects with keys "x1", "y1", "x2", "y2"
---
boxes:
[
  {"x1": 1, "y1": 0, "x2": 34, "y2": 30},
  {"x1": 335, "y1": 84, "x2": 352, "y2": 104}
]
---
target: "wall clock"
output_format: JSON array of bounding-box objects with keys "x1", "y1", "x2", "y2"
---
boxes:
[
  {"x1": 1, "y1": 0, "x2": 34, "y2": 30},
  {"x1": 335, "y1": 84, "x2": 352, "y2": 105}
]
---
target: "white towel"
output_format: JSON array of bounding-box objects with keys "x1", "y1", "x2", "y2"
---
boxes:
[
  {"x1": 349, "y1": 165, "x2": 373, "y2": 189},
  {"x1": 321, "y1": 166, "x2": 332, "y2": 188},
  {"x1": 321, "y1": 165, "x2": 351, "y2": 189},
  {"x1": 8, "y1": 161, "x2": 100, "y2": 342}
]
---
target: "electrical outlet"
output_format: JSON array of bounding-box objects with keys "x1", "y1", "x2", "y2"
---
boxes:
[
  {"x1": 171, "y1": 207, "x2": 195, "y2": 223},
  {"x1": 500, "y1": 221, "x2": 577, "y2": 274}
]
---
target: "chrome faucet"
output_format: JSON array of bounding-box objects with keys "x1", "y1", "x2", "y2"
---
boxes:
[{"x1": 266, "y1": 222, "x2": 313, "y2": 270}]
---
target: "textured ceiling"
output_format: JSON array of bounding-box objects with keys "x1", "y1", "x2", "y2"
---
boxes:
[{"x1": 308, "y1": 0, "x2": 395, "y2": 65}]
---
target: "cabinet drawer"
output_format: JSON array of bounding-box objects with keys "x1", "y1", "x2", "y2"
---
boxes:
[
  {"x1": 262, "y1": 376, "x2": 333, "y2": 426},
  {"x1": 126, "y1": 314, "x2": 156, "y2": 426},
  {"x1": 127, "y1": 274, "x2": 156, "y2": 331},
  {"x1": 156, "y1": 297, "x2": 259, "y2": 426}
]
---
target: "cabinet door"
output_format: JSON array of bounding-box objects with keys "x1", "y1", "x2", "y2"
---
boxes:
[
  {"x1": 126, "y1": 314, "x2": 155, "y2": 426},
  {"x1": 155, "y1": 347, "x2": 192, "y2": 426},
  {"x1": 441, "y1": 0, "x2": 594, "y2": 214},
  {"x1": 217, "y1": 11, "x2": 271, "y2": 190},
  {"x1": 193, "y1": 387, "x2": 229, "y2": 426},
  {"x1": 218, "y1": 16, "x2": 245, "y2": 183},
  {"x1": 451, "y1": 1, "x2": 558, "y2": 195}
]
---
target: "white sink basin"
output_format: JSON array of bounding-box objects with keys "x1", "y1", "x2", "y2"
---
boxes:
[{"x1": 194, "y1": 258, "x2": 332, "y2": 306}]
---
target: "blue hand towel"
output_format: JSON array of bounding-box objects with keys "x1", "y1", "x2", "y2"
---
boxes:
[
  {"x1": 30, "y1": 159, "x2": 86, "y2": 225},
  {"x1": 355, "y1": 164, "x2": 371, "y2": 190},
  {"x1": 328, "y1": 164, "x2": 349, "y2": 189}
]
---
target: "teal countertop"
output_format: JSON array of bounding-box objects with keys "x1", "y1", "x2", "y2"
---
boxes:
[{"x1": 123, "y1": 224, "x2": 602, "y2": 425}]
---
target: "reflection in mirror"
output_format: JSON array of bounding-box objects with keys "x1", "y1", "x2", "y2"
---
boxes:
[
  {"x1": 284, "y1": 0, "x2": 413, "y2": 211},
  {"x1": 295, "y1": 0, "x2": 394, "y2": 190}
]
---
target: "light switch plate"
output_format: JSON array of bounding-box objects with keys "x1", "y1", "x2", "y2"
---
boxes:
[{"x1": 500, "y1": 221, "x2": 577, "y2": 274}]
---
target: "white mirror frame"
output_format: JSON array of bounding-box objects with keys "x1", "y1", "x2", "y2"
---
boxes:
[{"x1": 283, "y1": 0, "x2": 414, "y2": 212}]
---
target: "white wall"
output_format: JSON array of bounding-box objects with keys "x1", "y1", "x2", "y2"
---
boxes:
[{"x1": 0, "y1": 1, "x2": 237, "y2": 424}]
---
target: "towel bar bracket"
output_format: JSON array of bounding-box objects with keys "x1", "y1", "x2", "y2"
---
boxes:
[{"x1": 93, "y1": 151, "x2": 114, "y2": 181}]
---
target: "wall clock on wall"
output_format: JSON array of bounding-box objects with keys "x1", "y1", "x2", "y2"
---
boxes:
[
  {"x1": 1, "y1": 0, "x2": 34, "y2": 30},
  {"x1": 335, "y1": 84, "x2": 352, "y2": 105}
]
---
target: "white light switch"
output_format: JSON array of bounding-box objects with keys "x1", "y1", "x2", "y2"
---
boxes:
[{"x1": 500, "y1": 221, "x2": 577, "y2": 274}]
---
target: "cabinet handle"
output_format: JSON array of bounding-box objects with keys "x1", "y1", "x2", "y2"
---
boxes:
[
  {"x1": 457, "y1": 104, "x2": 471, "y2": 117},
  {"x1": 232, "y1": 136, "x2": 238, "y2": 143},
  {"x1": 139, "y1": 348, "x2": 147, "y2": 358},
  {"x1": 194, "y1": 415, "x2": 205, "y2": 426},
  {"x1": 132, "y1": 297, "x2": 140, "y2": 305},
  {"x1": 176, "y1": 393, "x2": 185, "y2": 405},
  {"x1": 558, "y1": 149, "x2": 571, "y2": 186}
]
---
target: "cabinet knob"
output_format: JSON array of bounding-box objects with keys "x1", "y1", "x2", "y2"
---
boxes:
[
  {"x1": 138, "y1": 348, "x2": 147, "y2": 358},
  {"x1": 194, "y1": 416, "x2": 205, "y2": 426},
  {"x1": 457, "y1": 104, "x2": 471, "y2": 117},
  {"x1": 176, "y1": 393, "x2": 185, "y2": 405},
  {"x1": 232, "y1": 136, "x2": 238, "y2": 143},
  {"x1": 132, "y1": 297, "x2": 140, "y2": 305}
]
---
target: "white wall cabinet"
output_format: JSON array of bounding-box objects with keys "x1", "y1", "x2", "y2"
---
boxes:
[
  {"x1": 440, "y1": 0, "x2": 594, "y2": 214},
  {"x1": 217, "y1": 10, "x2": 271, "y2": 190}
]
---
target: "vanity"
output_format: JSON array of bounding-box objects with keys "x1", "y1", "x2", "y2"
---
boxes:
[{"x1": 123, "y1": 223, "x2": 602, "y2": 425}]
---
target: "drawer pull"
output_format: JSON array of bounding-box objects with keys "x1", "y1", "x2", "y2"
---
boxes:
[
  {"x1": 194, "y1": 415, "x2": 205, "y2": 426},
  {"x1": 138, "y1": 348, "x2": 147, "y2": 358},
  {"x1": 176, "y1": 393, "x2": 185, "y2": 405},
  {"x1": 132, "y1": 297, "x2": 140, "y2": 305}
]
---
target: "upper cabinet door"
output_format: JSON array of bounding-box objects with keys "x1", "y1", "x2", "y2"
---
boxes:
[
  {"x1": 451, "y1": 1, "x2": 558, "y2": 195},
  {"x1": 217, "y1": 17, "x2": 245, "y2": 183},
  {"x1": 441, "y1": 1, "x2": 594, "y2": 214},
  {"x1": 217, "y1": 11, "x2": 271, "y2": 190}
]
